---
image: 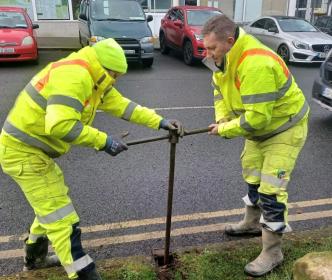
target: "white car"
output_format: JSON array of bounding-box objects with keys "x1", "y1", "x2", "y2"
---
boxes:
[{"x1": 244, "y1": 16, "x2": 332, "y2": 63}]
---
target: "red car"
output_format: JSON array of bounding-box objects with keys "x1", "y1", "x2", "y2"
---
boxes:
[
  {"x1": 159, "y1": 6, "x2": 222, "y2": 65},
  {"x1": 0, "y1": 6, "x2": 39, "y2": 63}
]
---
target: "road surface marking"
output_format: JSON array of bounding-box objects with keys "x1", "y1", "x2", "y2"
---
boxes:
[{"x1": 0, "y1": 208, "x2": 331, "y2": 259}]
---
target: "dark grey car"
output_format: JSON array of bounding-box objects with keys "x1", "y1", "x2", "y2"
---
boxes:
[
  {"x1": 312, "y1": 50, "x2": 332, "y2": 111},
  {"x1": 78, "y1": 0, "x2": 154, "y2": 67}
]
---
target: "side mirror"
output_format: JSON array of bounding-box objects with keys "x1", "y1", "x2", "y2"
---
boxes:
[
  {"x1": 79, "y1": 13, "x2": 88, "y2": 21},
  {"x1": 32, "y1": 23, "x2": 39, "y2": 29},
  {"x1": 268, "y1": 26, "x2": 278, "y2": 33},
  {"x1": 147, "y1": 15, "x2": 153, "y2": 22},
  {"x1": 174, "y1": 19, "x2": 182, "y2": 27}
]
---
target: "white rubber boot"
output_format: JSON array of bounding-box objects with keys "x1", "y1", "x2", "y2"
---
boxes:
[
  {"x1": 244, "y1": 228, "x2": 284, "y2": 277},
  {"x1": 225, "y1": 205, "x2": 262, "y2": 236}
]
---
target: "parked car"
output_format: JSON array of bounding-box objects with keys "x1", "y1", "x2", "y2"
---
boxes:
[
  {"x1": 0, "y1": 6, "x2": 39, "y2": 63},
  {"x1": 159, "y1": 5, "x2": 223, "y2": 65},
  {"x1": 244, "y1": 16, "x2": 332, "y2": 63},
  {"x1": 312, "y1": 49, "x2": 332, "y2": 111},
  {"x1": 315, "y1": 15, "x2": 332, "y2": 36},
  {"x1": 78, "y1": 0, "x2": 154, "y2": 67}
]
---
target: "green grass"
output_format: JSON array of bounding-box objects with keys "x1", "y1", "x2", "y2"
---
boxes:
[{"x1": 1, "y1": 233, "x2": 331, "y2": 280}]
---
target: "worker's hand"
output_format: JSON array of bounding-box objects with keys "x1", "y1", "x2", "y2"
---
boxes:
[
  {"x1": 208, "y1": 123, "x2": 219, "y2": 135},
  {"x1": 159, "y1": 119, "x2": 185, "y2": 137},
  {"x1": 102, "y1": 135, "x2": 128, "y2": 156}
]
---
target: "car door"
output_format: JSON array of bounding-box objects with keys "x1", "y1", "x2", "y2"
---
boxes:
[
  {"x1": 78, "y1": 0, "x2": 90, "y2": 46},
  {"x1": 247, "y1": 18, "x2": 267, "y2": 42},
  {"x1": 172, "y1": 8, "x2": 185, "y2": 47},
  {"x1": 261, "y1": 18, "x2": 281, "y2": 51},
  {"x1": 167, "y1": 8, "x2": 183, "y2": 47}
]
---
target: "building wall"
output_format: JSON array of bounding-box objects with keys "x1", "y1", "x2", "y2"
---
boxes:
[{"x1": 262, "y1": 0, "x2": 289, "y2": 16}]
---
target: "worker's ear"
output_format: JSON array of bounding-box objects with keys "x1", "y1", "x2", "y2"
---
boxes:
[{"x1": 226, "y1": 36, "x2": 235, "y2": 46}]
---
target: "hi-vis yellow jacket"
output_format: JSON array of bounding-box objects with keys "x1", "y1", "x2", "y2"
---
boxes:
[
  {"x1": 0, "y1": 47, "x2": 162, "y2": 157},
  {"x1": 204, "y1": 29, "x2": 309, "y2": 141}
]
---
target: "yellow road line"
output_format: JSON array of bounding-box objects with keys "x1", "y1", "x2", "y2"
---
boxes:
[
  {"x1": 0, "y1": 197, "x2": 331, "y2": 244},
  {"x1": 0, "y1": 209, "x2": 332, "y2": 260}
]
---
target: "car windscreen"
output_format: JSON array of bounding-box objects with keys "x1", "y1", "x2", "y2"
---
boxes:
[
  {"x1": 91, "y1": 0, "x2": 145, "y2": 21},
  {"x1": 277, "y1": 18, "x2": 318, "y2": 32},
  {"x1": 0, "y1": 11, "x2": 28, "y2": 28},
  {"x1": 186, "y1": 10, "x2": 222, "y2": 26}
]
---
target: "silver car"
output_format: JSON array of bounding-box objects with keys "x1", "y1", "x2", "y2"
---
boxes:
[{"x1": 244, "y1": 16, "x2": 332, "y2": 63}]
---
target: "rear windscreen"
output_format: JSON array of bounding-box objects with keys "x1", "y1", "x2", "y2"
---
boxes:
[{"x1": 91, "y1": 0, "x2": 145, "y2": 21}]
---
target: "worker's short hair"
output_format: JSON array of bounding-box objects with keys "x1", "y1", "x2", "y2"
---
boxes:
[{"x1": 202, "y1": 14, "x2": 237, "y2": 41}]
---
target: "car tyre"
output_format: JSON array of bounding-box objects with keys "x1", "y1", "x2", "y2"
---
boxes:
[
  {"x1": 142, "y1": 58, "x2": 153, "y2": 68},
  {"x1": 277, "y1": 44, "x2": 290, "y2": 63},
  {"x1": 160, "y1": 33, "x2": 170, "y2": 54},
  {"x1": 183, "y1": 40, "x2": 194, "y2": 65}
]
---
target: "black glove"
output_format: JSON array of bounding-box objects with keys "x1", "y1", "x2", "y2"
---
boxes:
[
  {"x1": 159, "y1": 119, "x2": 185, "y2": 137},
  {"x1": 102, "y1": 135, "x2": 128, "y2": 156}
]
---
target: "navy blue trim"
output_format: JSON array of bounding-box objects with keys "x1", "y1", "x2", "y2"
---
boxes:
[
  {"x1": 247, "y1": 183, "x2": 260, "y2": 205},
  {"x1": 258, "y1": 193, "x2": 285, "y2": 222}
]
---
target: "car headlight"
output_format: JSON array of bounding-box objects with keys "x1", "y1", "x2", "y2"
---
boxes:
[
  {"x1": 90, "y1": 36, "x2": 106, "y2": 44},
  {"x1": 292, "y1": 40, "x2": 310, "y2": 50},
  {"x1": 140, "y1": 37, "x2": 154, "y2": 44},
  {"x1": 22, "y1": 36, "x2": 33, "y2": 46},
  {"x1": 194, "y1": 33, "x2": 203, "y2": 41}
]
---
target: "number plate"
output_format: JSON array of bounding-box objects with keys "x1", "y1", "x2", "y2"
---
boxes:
[
  {"x1": 322, "y1": 87, "x2": 332, "y2": 99},
  {"x1": 0, "y1": 48, "x2": 15, "y2": 54},
  {"x1": 124, "y1": 49, "x2": 135, "y2": 54}
]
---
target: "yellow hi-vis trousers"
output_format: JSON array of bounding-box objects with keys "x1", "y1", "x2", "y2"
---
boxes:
[
  {"x1": 0, "y1": 144, "x2": 94, "y2": 279},
  {"x1": 241, "y1": 116, "x2": 308, "y2": 233}
]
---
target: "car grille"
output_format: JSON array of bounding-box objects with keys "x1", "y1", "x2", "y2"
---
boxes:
[
  {"x1": 114, "y1": 38, "x2": 140, "y2": 61},
  {"x1": 312, "y1": 44, "x2": 332, "y2": 52}
]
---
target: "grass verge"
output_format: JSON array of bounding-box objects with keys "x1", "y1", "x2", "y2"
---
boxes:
[{"x1": 1, "y1": 227, "x2": 331, "y2": 280}]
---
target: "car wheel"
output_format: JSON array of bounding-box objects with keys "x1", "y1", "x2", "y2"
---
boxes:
[
  {"x1": 183, "y1": 40, "x2": 194, "y2": 65},
  {"x1": 277, "y1": 44, "x2": 290, "y2": 63},
  {"x1": 142, "y1": 58, "x2": 153, "y2": 68},
  {"x1": 160, "y1": 33, "x2": 170, "y2": 54}
]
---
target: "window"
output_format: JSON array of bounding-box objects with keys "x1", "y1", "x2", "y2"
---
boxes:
[
  {"x1": 72, "y1": 0, "x2": 81, "y2": 19},
  {"x1": 0, "y1": 0, "x2": 33, "y2": 19},
  {"x1": 326, "y1": 18, "x2": 332, "y2": 28},
  {"x1": 251, "y1": 19, "x2": 266, "y2": 29},
  {"x1": 316, "y1": 16, "x2": 328, "y2": 27},
  {"x1": 150, "y1": 0, "x2": 172, "y2": 10},
  {"x1": 35, "y1": 0, "x2": 70, "y2": 20},
  {"x1": 264, "y1": 19, "x2": 277, "y2": 30},
  {"x1": 296, "y1": 0, "x2": 307, "y2": 8}
]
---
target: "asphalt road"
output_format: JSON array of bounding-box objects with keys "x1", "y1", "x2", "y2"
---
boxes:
[{"x1": 0, "y1": 50, "x2": 331, "y2": 275}]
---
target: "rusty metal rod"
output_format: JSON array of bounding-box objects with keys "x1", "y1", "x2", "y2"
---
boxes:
[
  {"x1": 164, "y1": 130, "x2": 178, "y2": 265},
  {"x1": 126, "y1": 127, "x2": 209, "y2": 146}
]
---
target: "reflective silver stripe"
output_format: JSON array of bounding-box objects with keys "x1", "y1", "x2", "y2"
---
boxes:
[
  {"x1": 25, "y1": 83, "x2": 47, "y2": 110},
  {"x1": 96, "y1": 74, "x2": 106, "y2": 85},
  {"x1": 61, "y1": 121, "x2": 83, "y2": 142},
  {"x1": 240, "y1": 114, "x2": 256, "y2": 132},
  {"x1": 28, "y1": 233, "x2": 46, "y2": 242},
  {"x1": 211, "y1": 80, "x2": 221, "y2": 92},
  {"x1": 261, "y1": 174, "x2": 288, "y2": 188},
  {"x1": 64, "y1": 254, "x2": 94, "y2": 275},
  {"x1": 242, "y1": 91, "x2": 279, "y2": 104},
  {"x1": 122, "y1": 102, "x2": 138, "y2": 121},
  {"x1": 48, "y1": 95, "x2": 83, "y2": 112},
  {"x1": 243, "y1": 168, "x2": 261, "y2": 178},
  {"x1": 278, "y1": 75, "x2": 292, "y2": 97},
  {"x1": 242, "y1": 194, "x2": 256, "y2": 206},
  {"x1": 36, "y1": 203, "x2": 76, "y2": 224},
  {"x1": 251, "y1": 101, "x2": 309, "y2": 141},
  {"x1": 241, "y1": 76, "x2": 292, "y2": 104},
  {"x1": 214, "y1": 94, "x2": 223, "y2": 102},
  {"x1": 3, "y1": 120, "x2": 60, "y2": 158}
]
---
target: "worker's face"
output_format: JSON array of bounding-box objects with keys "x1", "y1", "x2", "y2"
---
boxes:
[{"x1": 203, "y1": 32, "x2": 234, "y2": 66}]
